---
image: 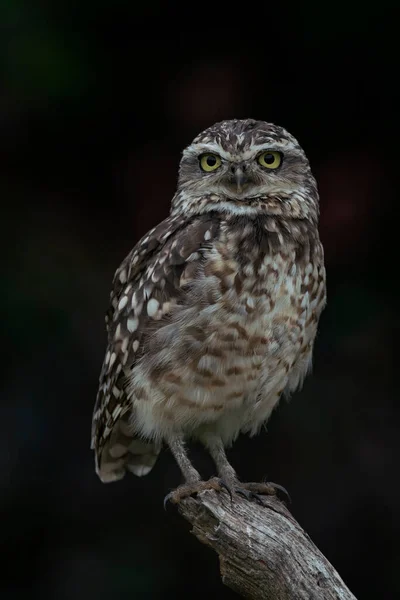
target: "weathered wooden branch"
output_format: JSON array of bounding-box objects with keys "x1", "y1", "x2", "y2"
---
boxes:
[{"x1": 177, "y1": 490, "x2": 357, "y2": 599}]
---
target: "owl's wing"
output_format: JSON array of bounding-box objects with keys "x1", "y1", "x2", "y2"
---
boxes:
[{"x1": 91, "y1": 212, "x2": 220, "y2": 481}]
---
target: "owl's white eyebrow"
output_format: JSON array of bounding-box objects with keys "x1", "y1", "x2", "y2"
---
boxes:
[
  {"x1": 183, "y1": 142, "x2": 226, "y2": 159},
  {"x1": 246, "y1": 140, "x2": 299, "y2": 155},
  {"x1": 183, "y1": 140, "x2": 299, "y2": 162}
]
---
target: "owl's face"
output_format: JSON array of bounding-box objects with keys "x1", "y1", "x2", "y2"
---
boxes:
[{"x1": 174, "y1": 119, "x2": 318, "y2": 221}]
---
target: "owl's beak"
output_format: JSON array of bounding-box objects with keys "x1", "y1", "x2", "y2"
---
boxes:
[{"x1": 233, "y1": 166, "x2": 250, "y2": 193}]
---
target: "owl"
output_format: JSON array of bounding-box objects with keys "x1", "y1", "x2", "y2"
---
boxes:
[{"x1": 91, "y1": 119, "x2": 326, "y2": 504}]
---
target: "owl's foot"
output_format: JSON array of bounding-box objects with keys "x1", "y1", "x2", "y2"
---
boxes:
[
  {"x1": 235, "y1": 481, "x2": 291, "y2": 505},
  {"x1": 163, "y1": 477, "x2": 231, "y2": 509}
]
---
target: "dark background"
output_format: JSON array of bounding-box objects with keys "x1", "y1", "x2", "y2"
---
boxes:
[{"x1": 1, "y1": 3, "x2": 398, "y2": 599}]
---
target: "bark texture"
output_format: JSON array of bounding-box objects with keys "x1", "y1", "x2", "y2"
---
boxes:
[{"x1": 177, "y1": 490, "x2": 357, "y2": 600}]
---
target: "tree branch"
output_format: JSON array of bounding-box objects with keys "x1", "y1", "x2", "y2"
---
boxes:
[{"x1": 177, "y1": 490, "x2": 357, "y2": 599}]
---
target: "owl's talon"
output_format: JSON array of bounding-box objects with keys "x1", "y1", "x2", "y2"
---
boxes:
[
  {"x1": 235, "y1": 481, "x2": 291, "y2": 505},
  {"x1": 216, "y1": 478, "x2": 233, "y2": 500},
  {"x1": 268, "y1": 481, "x2": 291, "y2": 504},
  {"x1": 163, "y1": 477, "x2": 232, "y2": 509},
  {"x1": 235, "y1": 488, "x2": 266, "y2": 506},
  {"x1": 163, "y1": 491, "x2": 176, "y2": 511}
]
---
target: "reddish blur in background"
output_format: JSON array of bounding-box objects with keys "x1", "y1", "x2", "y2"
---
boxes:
[{"x1": 1, "y1": 4, "x2": 398, "y2": 600}]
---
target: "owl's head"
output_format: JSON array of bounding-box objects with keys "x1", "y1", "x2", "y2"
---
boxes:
[{"x1": 173, "y1": 119, "x2": 319, "y2": 221}]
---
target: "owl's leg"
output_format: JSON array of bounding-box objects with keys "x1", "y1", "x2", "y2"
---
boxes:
[
  {"x1": 202, "y1": 435, "x2": 238, "y2": 486},
  {"x1": 168, "y1": 436, "x2": 201, "y2": 483},
  {"x1": 204, "y1": 434, "x2": 290, "y2": 505},
  {"x1": 164, "y1": 435, "x2": 229, "y2": 507}
]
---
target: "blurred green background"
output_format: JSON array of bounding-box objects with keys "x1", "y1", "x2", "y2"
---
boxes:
[{"x1": 1, "y1": 2, "x2": 398, "y2": 599}]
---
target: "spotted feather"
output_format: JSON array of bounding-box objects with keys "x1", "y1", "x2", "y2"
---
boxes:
[{"x1": 91, "y1": 213, "x2": 221, "y2": 480}]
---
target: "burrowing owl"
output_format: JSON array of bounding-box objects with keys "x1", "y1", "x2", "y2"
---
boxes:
[{"x1": 91, "y1": 119, "x2": 326, "y2": 503}]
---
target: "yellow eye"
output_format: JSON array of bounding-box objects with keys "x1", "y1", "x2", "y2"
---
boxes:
[
  {"x1": 258, "y1": 151, "x2": 282, "y2": 169},
  {"x1": 199, "y1": 153, "x2": 222, "y2": 172}
]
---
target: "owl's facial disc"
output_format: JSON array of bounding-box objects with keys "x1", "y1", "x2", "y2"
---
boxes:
[{"x1": 174, "y1": 119, "x2": 318, "y2": 219}]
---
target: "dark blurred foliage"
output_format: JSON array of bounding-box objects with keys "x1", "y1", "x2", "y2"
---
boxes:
[{"x1": 1, "y1": 2, "x2": 399, "y2": 599}]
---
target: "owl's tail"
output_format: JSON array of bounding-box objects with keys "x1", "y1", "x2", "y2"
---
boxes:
[{"x1": 96, "y1": 415, "x2": 161, "y2": 483}]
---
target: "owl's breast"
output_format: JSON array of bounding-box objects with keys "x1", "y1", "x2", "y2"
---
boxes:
[
  {"x1": 186, "y1": 243, "x2": 318, "y2": 370},
  {"x1": 129, "y1": 232, "x2": 325, "y2": 441}
]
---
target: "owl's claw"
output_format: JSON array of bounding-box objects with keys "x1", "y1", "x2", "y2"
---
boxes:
[
  {"x1": 163, "y1": 478, "x2": 290, "y2": 510},
  {"x1": 268, "y1": 481, "x2": 291, "y2": 504},
  {"x1": 163, "y1": 492, "x2": 174, "y2": 511},
  {"x1": 163, "y1": 477, "x2": 232, "y2": 509},
  {"x1": 236, "y1": 481, "x2": 291, "y2": 505},
  {"x1": 215, "y1": 478, "x2": 233, "y2": 500},
  {"x1": 235, "y1": 488, "x2": 267, "y2": 506}
]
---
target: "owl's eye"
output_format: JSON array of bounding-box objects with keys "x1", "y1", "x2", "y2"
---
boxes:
[
  {"x1": 257, "y1": 151, "x2": 282, "y2": 170},
  {"x1": 199, "y1": 153, "x2": 222, "y2": 172}
]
